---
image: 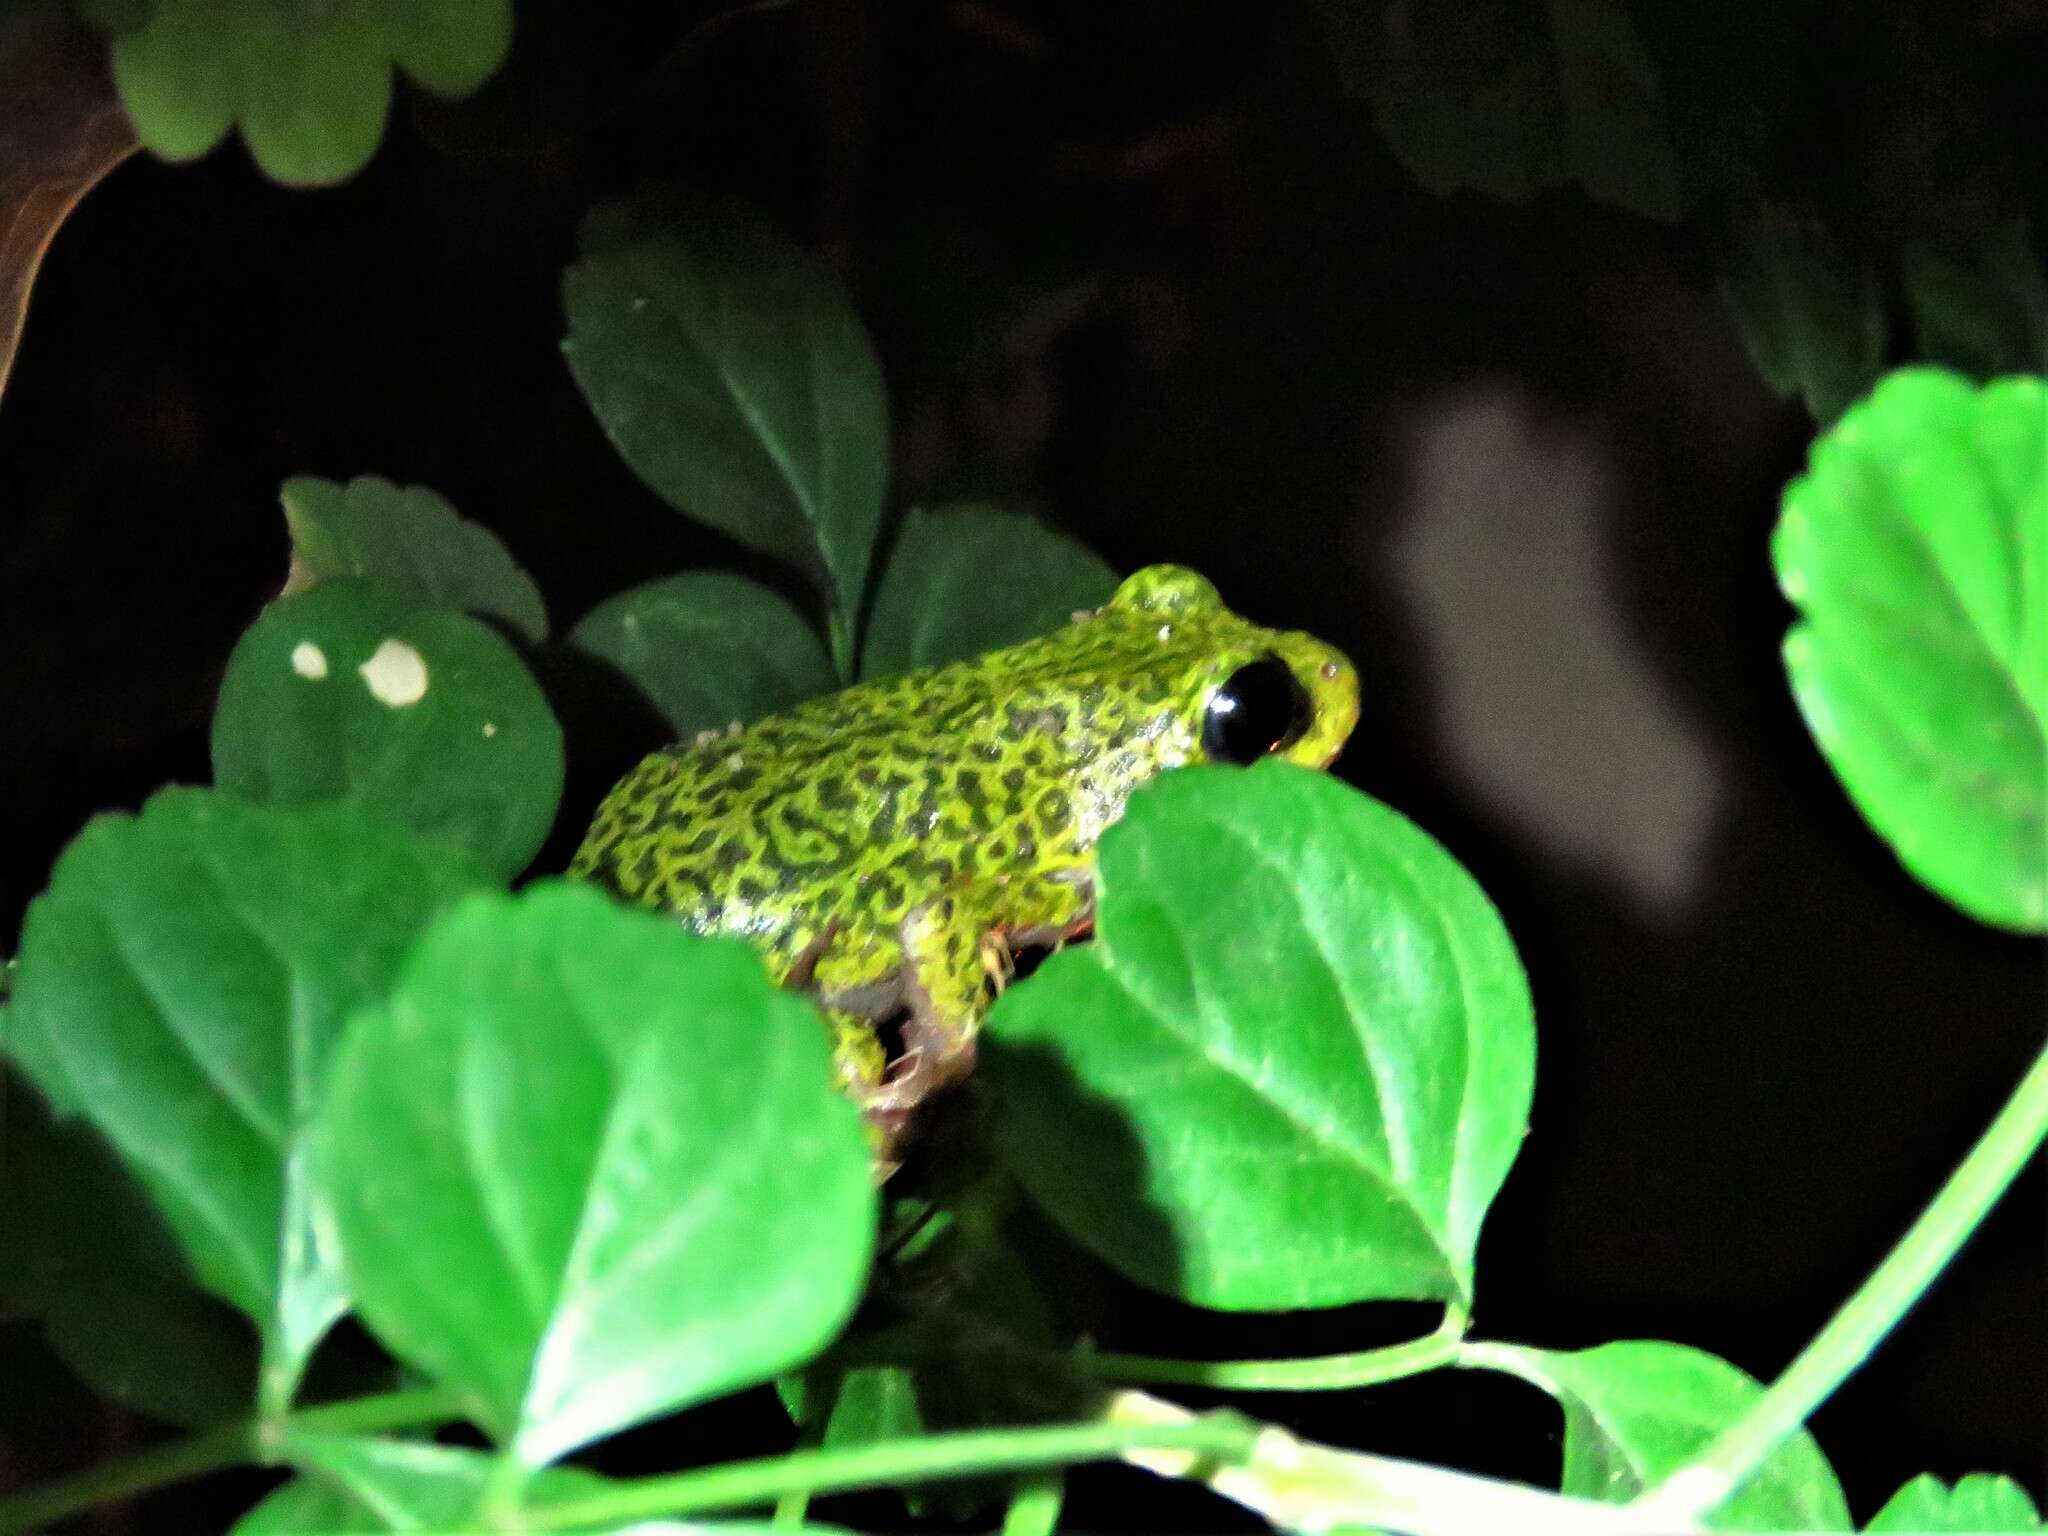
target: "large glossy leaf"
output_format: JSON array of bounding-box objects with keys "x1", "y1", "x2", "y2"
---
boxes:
[
  {"x1": 1774, "y1": 368, "x2": 2046, "y2": 930},
  {"x1": 311, "y1": 884, "x2": 877, "y2": 1466},
  {"x1": 211, "y1": 579, "x2": 565, "y2": 880},
  {"x1": 986, "y1": 760, "x2": 1535, "y2": 1310},
  {"x1": 97, "y1": 0, "x2": 513, "y2": 185},
  {"x1": 1716, "y1": 199, "x2": 1888, "y2": 425},
  {"x1": 569, "y1": 572, "x2": 835, "y2": 739},
  {"x1": 280, "y1": 475, "x2": 548, "y2": 642},
  {"x1": 562, "y1": 197, "x2": 888, "y2": 665},
  {"x1": 1867, "y1": 1472, "x2": 2042, "y2": 1532},
  {"x1": 860, "y1": 504, "x2": 1118, "y2": 680},
  {"x1": 1469, "y1": 1340, "x2": 1851, "y2": 1531},
  {"x1": 3, "y1": 792, "x2": 491, "y2": 1408}
]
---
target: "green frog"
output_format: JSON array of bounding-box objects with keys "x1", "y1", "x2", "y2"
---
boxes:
[{"x1": 572, "y1": 565, "x2": 1359, "y2": 1156}]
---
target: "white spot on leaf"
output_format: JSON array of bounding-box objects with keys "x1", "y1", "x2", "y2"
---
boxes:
[
  {"x1": 290, "y1": 641, "x2": 328, "y2": 680},
  {"x1": 482, "y1": 721, "x2": 498, "y2": 738},
  {"x1": 359, "y1": 638, "x2": 429, "y2": 708}
]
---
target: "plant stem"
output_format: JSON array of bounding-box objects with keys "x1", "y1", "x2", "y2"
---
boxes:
[
  {"x1": 1081, "y1": 1302, "x2": 1469, "y2": 1391},
  {"x1": 528, "y1": 1416, "x2": 1261, "y2": 1529},
  {"x1": 1635, "y1": 1040, "x2": 2048, "y2": 1524},
  {"x1": 827, "y1": 608, "x2": 856, "y2": 683},
  {"x1": 0, "y1": 1385, "x2": 462, "y2": 1536}
]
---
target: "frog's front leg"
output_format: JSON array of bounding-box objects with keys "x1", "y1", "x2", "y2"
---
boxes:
[{"x1": 876, "y1": 868, "x2": 1094, "y2": 1119}]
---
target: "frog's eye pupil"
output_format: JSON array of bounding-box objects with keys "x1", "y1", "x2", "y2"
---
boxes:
[{"x1": 1202, "y1": 657, "x2": 1312, "y2": 764}]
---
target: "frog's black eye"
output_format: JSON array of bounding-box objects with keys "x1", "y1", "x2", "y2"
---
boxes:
[{"x1": 1202, "y1": 657, "x2": 1312, "y2": 764}]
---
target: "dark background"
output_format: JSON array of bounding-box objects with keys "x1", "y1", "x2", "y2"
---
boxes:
[{"x1": 1, "y1": 1, "x2": 2042, "y2": 1529}]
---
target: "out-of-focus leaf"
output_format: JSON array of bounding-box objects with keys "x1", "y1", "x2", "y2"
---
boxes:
[
  {"x1": 860, "y1": 505, "x2": 1118, "y2": 680},
  {"x1": 1866, "y1": 1472, "x2": 2042, "y2": 1532},
  {"x1": 94, "y1": 0, "x2": 512, "y2": 186},
  {"x1": 1716, "y1": 199, "x2": 1888, "y2": 424},
  {"x1": 562, "y1": 196, "x2": 888, "y2": 670},
  {"x1": 1902, "y1": 230, "x2": 2048, "y2": 382},
  {"x1": 279, "y1": 475, "x2": 548, "y2": 642},
  {"x1": 1775, "y1": 368, "x2": 2046, "y2": 930},
  {"x1": 569, "y1": 572, "x2": 835, "y2": 740},
  {"x1": 0, "y1": 4, "x2": 137, "y2": 406},
  {"x1": 211, "y1": 580, "x2": 565, "y2": 880}
]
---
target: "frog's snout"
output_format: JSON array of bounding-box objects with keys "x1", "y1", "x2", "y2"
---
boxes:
[{"x1": 1280, "y1": 638, "x2": 1360, "y2": 770}]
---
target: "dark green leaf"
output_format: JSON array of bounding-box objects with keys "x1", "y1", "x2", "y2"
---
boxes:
[
  {"x1": 1471, "y1": 1340, "x2": 1851, "y2": 1531},
  {"x1": 1716, "y1": 199, "x2": 1888, "y2": 424},
  {"x1": 1308, "y1": 0, "x2": 1685, "y2": 220},
  {"x1": 280, "y1": 474, "x2": 548, "y2": 642},
  {"x1": 311, "y1": 884, "x2": 877, "y2": 1466},
  {"x1": 986, "y1": 760, "x2": 1535, "y2": 1310},
  {"x1": 1902, "y1": 231, "x2": 2048, "y2": 382},
  {"x1": 1775, "y1": 368, "x2": 2046, "y2": 930},
  {"x1": 569, "y1": 572, "x2": 835, "y2": 739},
  {"x1": 1867, "y1": 1472, "x2": 2042, "y2": 1531},
  {"x1": 100, "y1": 0, "x2": 512, "y2": 185},
  {"x1": 4, "y1": 792, "x2": 492, "y2": 1408},
  {"x1": 211, "y1": 579, "x2": 565, "y2": 880},
  {"x1": 0, "y1": 1066, "x2": 259, "y2": 1425},
  {"x1": 860, "y1": 504, "x2": 1118, "y2": 680},
  {"x1": 562, "y1": 197, "x2": 887, "y2": 667}
]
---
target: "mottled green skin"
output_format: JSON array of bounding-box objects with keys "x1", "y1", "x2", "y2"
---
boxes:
[{"x1": 573, "y1": 565, "x2": 1359, "y2": 1143}]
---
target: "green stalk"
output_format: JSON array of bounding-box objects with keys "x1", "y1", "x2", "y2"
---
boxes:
[
  {"x1": 528, "y1": 1416, "x2": 1260, "y2": 1529},
  {"x1": 0, "y1": 1385, "x2": 462, "y2": 1536},
  {"x1": 1082, "y1": 1302, "x2": 1468, "y2": 1391},
  {"x1": 1636, "y1": 1041, "x2": 2048, "y2": 1524}
]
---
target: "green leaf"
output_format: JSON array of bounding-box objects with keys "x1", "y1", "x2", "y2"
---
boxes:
[
  {"x1": 860, "y1": 504, "x2": 1119, "y2": 680},
  {"x1": 561, "y1": 196, "x2": 888, "y2": 669},
  {"x1": 985, "y1": 759, "x2": 1535, "y2": 1310},
  {"x1": 569, "y1": 572, "x2": 836, "y2": 739},
  {"x1": 1902, "y1": 232, "x2": 2048, "y2": 383},
  {"x1": 261, "y1": 1436, "x2": 604, "y2": 1531},
  {"x1": 1774, "y1": 368, "x2": 2046, "y2": 930},
  {"x1": 1471, "y1": 1340, "x2": 1851, "y2": 1531},
  {"x1": 0, "y1": 1067, "x2": 260, "y2": 1426},
  {"x1": 280, "y1": 474, "x2": 548, "y2": 642},
  {"x1": 1867, "y1": 1472, "x2": 2043, "y2": 1532},
  {"x1": 1308, "y1": 0, "x2": 1685, "y2": 220},
  {"x1": 310, "y1": 884, "x2": 877, "y2": 1466},
  {"x1": 211, "y1": 579, "x2": 565, "y2": 880},
  {"x1": 4, "y1": 792, "x2": 492, "y2": 1409},
  {"x1": 1716, "y1": 199, "x2": 1888, "y2": 424},
  {"x1": 101, "y1": 0, "x2": 513, "y2": 185}
]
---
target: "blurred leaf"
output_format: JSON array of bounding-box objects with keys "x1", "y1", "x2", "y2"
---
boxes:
[
  {"x1": 1473, "y1": 1340, "x2": 1851, "y2": 1530},
  {"x1": 1775, "y1": 368, "x2": 2046, "y2": 930},
  {"x1": 562, "y1": 196, "x2": 888, "y2": 669},
  {"x1": 987, "y1": 760, "x2": 1535, "y2": 1310},
  {"x1": 211, "y1": 579, "x2": 565, "y2": 880},
  {"x1": 1902, "y1": 230, "x2": 2048, "y2": 381},
  {"x1": 0, "y1": 4, "x2": 137, "y2": 406},
  {"x1": 1866, "y1": 1472, "x2": 2042, "y2": 1531},
  {"x1": 569, "y1": 572, "x2": 835, "y2": 739},
  {"x1": 1717, "y1": 199, "x2": 1889, "y2": 424},
  {"x1": 1309, "y1": 0, "x2": 1684, "y2": 220},
  {"x1": 261, "y1": 1437, "x2": 604, "y2": 1531},
  {"x1": 94, "y1": 0, "x2": 512, "y2": 185},
  {"x1": 311, "y1": 885, "x2": 877, "y2": 1466},
  {"x1": 0, "y1": 1065, "x2": 259, "y2": 1426},
  {"x1": 280, "y1": 474, "x2": 549, "y2": 642},
  {"x1": 4, "y1": 792, "x2": 491, "y2": 1408},
  {"x1": 231, "y1": 1473, "x2": 377, "y2": 1534},
  {"x1": 860, "y1": 505, "x2": 1118, "y2": 680}
]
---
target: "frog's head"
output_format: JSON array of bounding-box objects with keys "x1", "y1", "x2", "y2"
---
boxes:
[{"x1": 1104, "y1": 565, "x2": 1360, "y2": 772}]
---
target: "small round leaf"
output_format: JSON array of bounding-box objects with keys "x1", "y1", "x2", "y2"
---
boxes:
[
  {"x1": 1868, "y1": 1472, "x2": 2042, "y2": 1532},
  {"x1": 212, "y1": 580, "x2": 565, "y2": 880}
]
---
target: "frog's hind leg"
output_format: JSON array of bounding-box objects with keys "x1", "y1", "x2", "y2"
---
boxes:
[{"x1": 874, "y1": 870, "x2": 1093, "y2": 1118}]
